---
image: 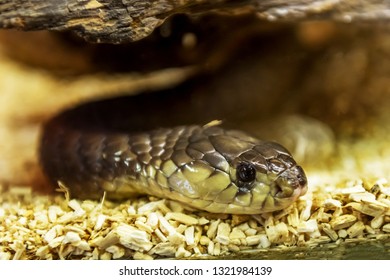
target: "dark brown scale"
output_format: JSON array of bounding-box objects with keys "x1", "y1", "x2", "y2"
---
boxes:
[
  {"x1": 130, "y1": 134, "x2": 150, "y2": 145},
  {"x1": 131, "y1": 142, "x2": 152, "y2": 154},
  {"x1": 188, "y1": 130, "x2": 206, "y2": 143},
  {"x1": 138, "y1": 153, "x2": 152, "y2": 165},
  {"x1": 150, "y1": 131, "x2": 167, "y2": 146},
  {"x1": 254, "y1": 142, "x2": 289, "y2": 159},
  {"x1": 277, "y1": 153, "x2": 296, "y2": 168},
  {"x1": 202, "y1": 152, "x2": 228, "y2": 170},
  {"x1": 167, "y1": 127, "x2": 186, "y2": 143},
  {"x1": 171, "y1": 149, "x2": 193, "y2": 167},
  {"x1": 267, "y1": 158, "x2": 287, "y2": 173},
  {"x1": 190, "y1": 139, "x2": 216, "y2": 154},
  {"x1": 185, "y1": 147, "x2": 204, "y2": 160},
  {"x1": 150, "y1": 157, "x2": 163, "y2": 171},
  {"x1": 164, "y1": 139, "x2": 177, "y2": 150},
  {"x1": 173, "y1": 138, "x2": 189, "y2": 151},
  {"x1": 209, "y1": 134, "x2": 254, "y2": 161},
  {"x1": 120, "y1": 149, "x2": 137, "y2": 162},
  {"x1": 150, "y1": 146, "x2": 165, "y2": 157},
  {"x1": 160, "y1": 148, "x2": 174, "y2": 161}
]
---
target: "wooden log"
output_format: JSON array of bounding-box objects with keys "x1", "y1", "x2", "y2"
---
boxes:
[{"x1": 0, "y1": 0, "x2": 389, "y2": 43}]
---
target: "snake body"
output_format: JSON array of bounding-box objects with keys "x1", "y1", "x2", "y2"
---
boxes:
[{"x1": 40, "y1": 82, "x2": 307, "y2": 214}]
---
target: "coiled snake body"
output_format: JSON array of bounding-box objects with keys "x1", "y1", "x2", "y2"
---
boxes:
[{"x1": 40, "y1": 81, "x2": 307, "y2": 214}]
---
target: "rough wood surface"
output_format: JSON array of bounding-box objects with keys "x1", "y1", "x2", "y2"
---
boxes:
[{"x1": 0, "y1": 0, "x2": 388, "y2": 43}]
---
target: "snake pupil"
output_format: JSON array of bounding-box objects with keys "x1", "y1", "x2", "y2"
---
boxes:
[{"x1": 237, "y1": 162, "x2": 256, "y2": 183}]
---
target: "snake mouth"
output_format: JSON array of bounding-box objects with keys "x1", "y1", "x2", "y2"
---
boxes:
[{"x1": 274, "y1": 165, "x2": 308, "y2": 198}]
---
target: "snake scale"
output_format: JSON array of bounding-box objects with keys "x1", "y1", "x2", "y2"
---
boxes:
[{"x1": 40, "y1": 79, "x2": 308, "y2": 214}]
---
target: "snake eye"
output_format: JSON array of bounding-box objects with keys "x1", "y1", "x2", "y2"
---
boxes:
[{"x1": 237, "y1": 162, "x2": 256, "y2": 183}]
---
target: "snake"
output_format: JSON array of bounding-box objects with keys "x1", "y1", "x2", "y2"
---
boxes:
[{"x1": 39, "y1": 79, "x2": 308, "y2": 214}]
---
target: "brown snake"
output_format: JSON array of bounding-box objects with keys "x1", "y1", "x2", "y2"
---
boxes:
[{"x1": 40, "y1": 80, "x2": 308, "y2": 214}]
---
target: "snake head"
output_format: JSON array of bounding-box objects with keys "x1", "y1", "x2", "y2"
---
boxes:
[
  {"x1": 195, "y1": 128, "x2": 308, "y2": 214},
  {"x1": 223, "y1": 142, "x2": 307, "y2": 214}
]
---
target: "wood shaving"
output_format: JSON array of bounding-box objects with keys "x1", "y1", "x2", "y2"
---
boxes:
[{"x1": 2, "y1": 177, "x2": 390, "y2": 259}]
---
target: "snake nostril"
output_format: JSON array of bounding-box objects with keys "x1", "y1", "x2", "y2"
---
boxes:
[
  {"x1": 298, "y1": 174, "x2": 307, "y2": 187},
  {"x1": 295, "y1": 166, "x2": 307, "y2": 187}
]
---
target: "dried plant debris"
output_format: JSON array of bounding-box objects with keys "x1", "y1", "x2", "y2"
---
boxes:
[{"x1": 2, "y1": 177, "x2": 390, "y2": 260}]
